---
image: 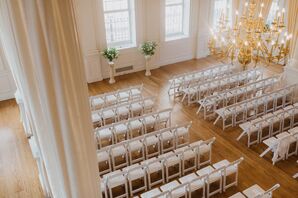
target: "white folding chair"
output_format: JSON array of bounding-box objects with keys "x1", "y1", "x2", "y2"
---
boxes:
[
  {"x1": 128, "y1": 118, "x2": 144, "y2": 138},
  {"x1": 116, "y1": 103, "x2": 131, "y2": 121},
  {"x1": 190, "y1": 137, "x2": 215, "y2": 168},
  {"x1": 174, "y1": 146, "x2": 196, "y2": 175},
  {"x1": 196, "y1": 166, "x2": 223, "y2": 197},
  {"x1": 174, "y1": 123, "x2": 191, "y2": 148},
  {"x1": 104, "y1": 170, "x2": 128, "y2": 198},
  {"x1": 113, "y1": 121, "x2": 129, "y2": 143},
  {"x1": 156, "y1": 108, "x2": 172, "y2": 129},
  {"x1": 141, "y1": 157, "x2": 165, "y2": 189},
  {"x1": 95, "y1": 125, "x2": 114, "y2": 148},
  {"x1": 160, "y1": 152, "x2": 182, "y2": 182},
  {"x1": 242, "y1": 184, "x2": 280, "y2": 198},
  {"x1": 123, "y1": 164, "x2": 147, "y2": 196},
  {"x1": 110, "y1": 142, "x2": 129, "y2": 170},
  {"x1": 143, "y1": 97, "x2": 155, "y2": 113},
  {"x1": 140, "y1": 188, "x2": 163, "y2": 198},
  {"x1": 102, "y1": 107, "x2": 118, "y2": 125},
  {"x1": 97, "y1": 147, "x2": 111, "y2": 176},
  {"x1": 212, "y1": 157, "x2": 243, "y2": 192},
  {"x1": 144, "y1": 133, "x2": 160, "y2": 159},
  {"x1": 179, "y1": 173, "x2": 206, "y2": 198},
  {"x1": 143, "y1": 113, "x2": 158, "y2": 133},
  {"x1": 128, "y1": 137, "x2": 145, "y2": 164},
  {"x1": 160, "y1": 129, "x2": 175, "y2": 154},
  {"x1": 160, "y1": 180, "x2": 186, "y2": 198}
]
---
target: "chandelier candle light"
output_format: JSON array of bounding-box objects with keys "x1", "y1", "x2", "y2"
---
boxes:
[{"x1": 208, "y1": 0, "x2": 292, "y2": 70}]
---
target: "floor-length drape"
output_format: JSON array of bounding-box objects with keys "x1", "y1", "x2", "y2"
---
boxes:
[
  {"x1": 287, "y1": 0, "x2": 298, "y2": 59},
  {"x1": 0, "y1": 0, "x2": 100, "y2": 197}
]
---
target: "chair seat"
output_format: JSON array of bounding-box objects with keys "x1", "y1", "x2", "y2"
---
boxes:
[
  {"x1": 102, "y1": 109, "x2": 116, "y2": 119},
  {"x1": 288, "y1": 127, "x2": 298, "y2": 134},
  {"x1": 263, "y1": 137, "x2": 278, "y2": 147},
  {"x1": 98, "y1": 128, "x2": 113, "y2": 139},
  {"x1": 145, "y1": 135, "x2": 159, "y2": 145},
  {"x1": 92, "y1": 113, "x2": 101, "y2": 122},
  {"x1": 196, "y1": 165, "x2": 221, "y2": 183},
  {"x1": 117, "y1": 106, "x2": 130, "y2": 115},
  {"x1": 160, "y1": 180, "x2": 180, "y2": 192},
  {"x1": 144, "y1": 99, "x2": 154, "y2": 108},
  {"x1": 158, "y1": 112, "x2": 170, "y2": 122},
  {"x1": 161, "y1": 152, "x2": 180, "y2": 166},
  {"x1": 131, "y1": 89, "x2": 141, "y2": 96},
  {"x1": 213, "y1": 159, "x2": 237, "y2": 175},
  {"x1": 175, "y1": 147, "x2": 195, "y2": 160},
  {"x1": 131, "y1": 103, "x2": 143, "y2": 111},
  {"x1": 111, "y1": 145, "x2": 126, "y2": 156},
  {"x1": 161, "y1": 131, "x2": 174, "y2": 141},
  {"x1": 105, "y1": 95, "x2": 117, "y2": 103},
  {"x1": 229, "y1": 192, "x2": 246, "y2": 198},
  {"x1": 145, "y1": 116, "x2": 156, "y2": 125},
  {"x1": 179, "y1": 173, "x2": 203, "y2": 191},
  {"x1": 176, "y1": 127, "x2": 188, "y2": 136},
  {"x1": 130, "y1": 119, "x2": 143, "y2": 129},
  {"x1": 93, "y1": 97, "x2": 104, "y2": 107},
  {"x1": 114, "y1": 124, "x2": 128, "y2": 134},
  {"x1": 141, "y1": 157, "x2": 163, "y2": 173},
  {"x1": 104, "y1": 170, "x2": 126, "y2": 188},
  {"x1": 118, "y1": 92, "x2": 129, "y2": 99},
  {"x1": 242, "y1": 184, "x2": 265, "y2": 198},
  {"x1": 97, "y1": 151, "x2": 109, "y2": 162},
  {"x1": 123, "y1": 164, "x2": 145, "y2": 180},
  {"x1": 129, "y1": 140, "x2": 143, "y2": 151},
  {"x1": 141, "y1": 188, "x2": 162, "y2": 198}
]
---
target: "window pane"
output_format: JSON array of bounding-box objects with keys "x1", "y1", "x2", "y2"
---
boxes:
[
  {"x1": 213, "y1": 0, "x2": 231, "y2": 29},
  {"x1": 103, "y1": 0, "x2": 128, "y2": 11},
  {"x1": 104, "y1": 11, "x2": 131, "y2": 44},
  {"x1": 166, "y1": 0, "x2": 183, "y2": 5},
  {"x1": 267, "y1": 0, "x2": 279, "y2": 25},
  {"x1": 165, "y1": 5, "x2": 183, "y2": 35}
]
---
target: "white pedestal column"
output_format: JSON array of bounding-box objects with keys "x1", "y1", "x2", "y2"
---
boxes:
[
  {"x1": 108, "y1": 62, "x2": 115, "y2": 84},
  {"x1": 145, "y1": 55, "x2": 151, "y2": 76}
]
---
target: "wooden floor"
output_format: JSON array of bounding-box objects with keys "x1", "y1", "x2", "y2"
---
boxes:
[{"x1": 0, "y1": 56, "x2": 297, "y2": 197}]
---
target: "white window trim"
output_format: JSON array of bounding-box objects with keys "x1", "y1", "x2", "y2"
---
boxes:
[
  {"x1": 103, "y1": 0, "x2": 136, "y2": 49},
  {"x1": 165, "y1": 0, "x2": 191, "y2": 42}
]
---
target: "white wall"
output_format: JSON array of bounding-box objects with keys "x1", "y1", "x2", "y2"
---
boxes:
[
  {"x1": 74, "y1": 0, "x2": 212, "y2": 83},
  {"x1": 0, "y1": 40, "x2": 16, "y2": 101}
]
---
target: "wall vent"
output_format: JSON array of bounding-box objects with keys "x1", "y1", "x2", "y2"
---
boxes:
[{"x1": 115, "y1": 65, "x2": 133, "y2": 73}]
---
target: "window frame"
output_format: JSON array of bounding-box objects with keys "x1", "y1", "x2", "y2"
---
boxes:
[
  {"x1": 165, "y1": 0, "x2": 191, "y2": 41},
  {"x1": 212, "y1": 0, "x2": 232, "y2": 29},
  {"x1": 103, "y1": 0, "x2": 136, "y2": 49}
]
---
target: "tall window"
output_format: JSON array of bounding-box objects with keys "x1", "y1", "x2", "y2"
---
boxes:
[
  {"x1": 213, "y1": 0, "x2": 232, "y2": 29},
  {"x1": 266, "y1": 0, "x2": 283, "y2": 25},
  {"x1": 165, "y1": 0, "x2": 191, "y2": 41},
  {"x1": 103, "y1": 0, "x2": 136, "y2": 49}
]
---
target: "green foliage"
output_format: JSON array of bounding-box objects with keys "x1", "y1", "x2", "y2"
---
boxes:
[
  {"x1": 102, "y1": 48, "x2": 119, "y2": 62},
  {"x1": 139, "y1": 41, "x2": 158, "y2": 56}
]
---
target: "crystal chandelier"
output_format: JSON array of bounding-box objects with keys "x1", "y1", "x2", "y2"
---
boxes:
[{"x1": 208, "y1": 0, "x2": 292, "y2": 69}]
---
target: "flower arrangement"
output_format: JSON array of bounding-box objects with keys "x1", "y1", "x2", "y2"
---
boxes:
[
  {"x1": 102, "y1": 47, "x2": 119, "y2": 62},
  {"x1": 139, "y1": 41, "x2": 158, "y2": 57}
]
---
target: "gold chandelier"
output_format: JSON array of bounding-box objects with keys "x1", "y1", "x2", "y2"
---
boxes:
[{"x1": 208, "y1": 0, "x2": 292, "y2": 69}]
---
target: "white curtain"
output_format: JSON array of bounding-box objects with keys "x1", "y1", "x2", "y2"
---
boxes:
[
  {"x1": 287, "y1": 0, "x2": 298, "y2": 59},
  {"x1": 0, "y1": 0, "x2": 100, "y2": 197}
]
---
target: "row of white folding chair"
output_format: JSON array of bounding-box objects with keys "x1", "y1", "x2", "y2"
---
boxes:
[
  {"x1": 197, "y1": 76, "x2": 279, "y2": 119},
  {"x1": 181, "y1": 68, "x2": 263, "y2": 105},
  {"x1": 89, "y1": 84, "x2": 143, "y2": 110},
  {"x1": 94, "y1": 108, "x2": 173, "y2": 148},
  {"x1": 260, "y1": 129, "x2": 298, "y2": 165},
  {"x1": 168, "y1": 64, "x2": 234, "y2": 97},
  {"x1": 229, "y1": 184, "x2": 280, "y2": 198},
  {"x1": 100, "y1": 138, "x2": 216, "y2": 198},
  {"x1": 92, "y1": 96, "x2": 156, "y2": 127},
  {"x1": 97, "y1": 122, "x2": 192, "y2": 175},
  {"x1": 238, "y1": 103, "x2": 298, "y2": 147},
  {"x1": 213, "y1": 84, "x2": 296, "y2": 130},
  {"x1": 138, "y1": 157, "x2": 243, "y2": 198}
]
